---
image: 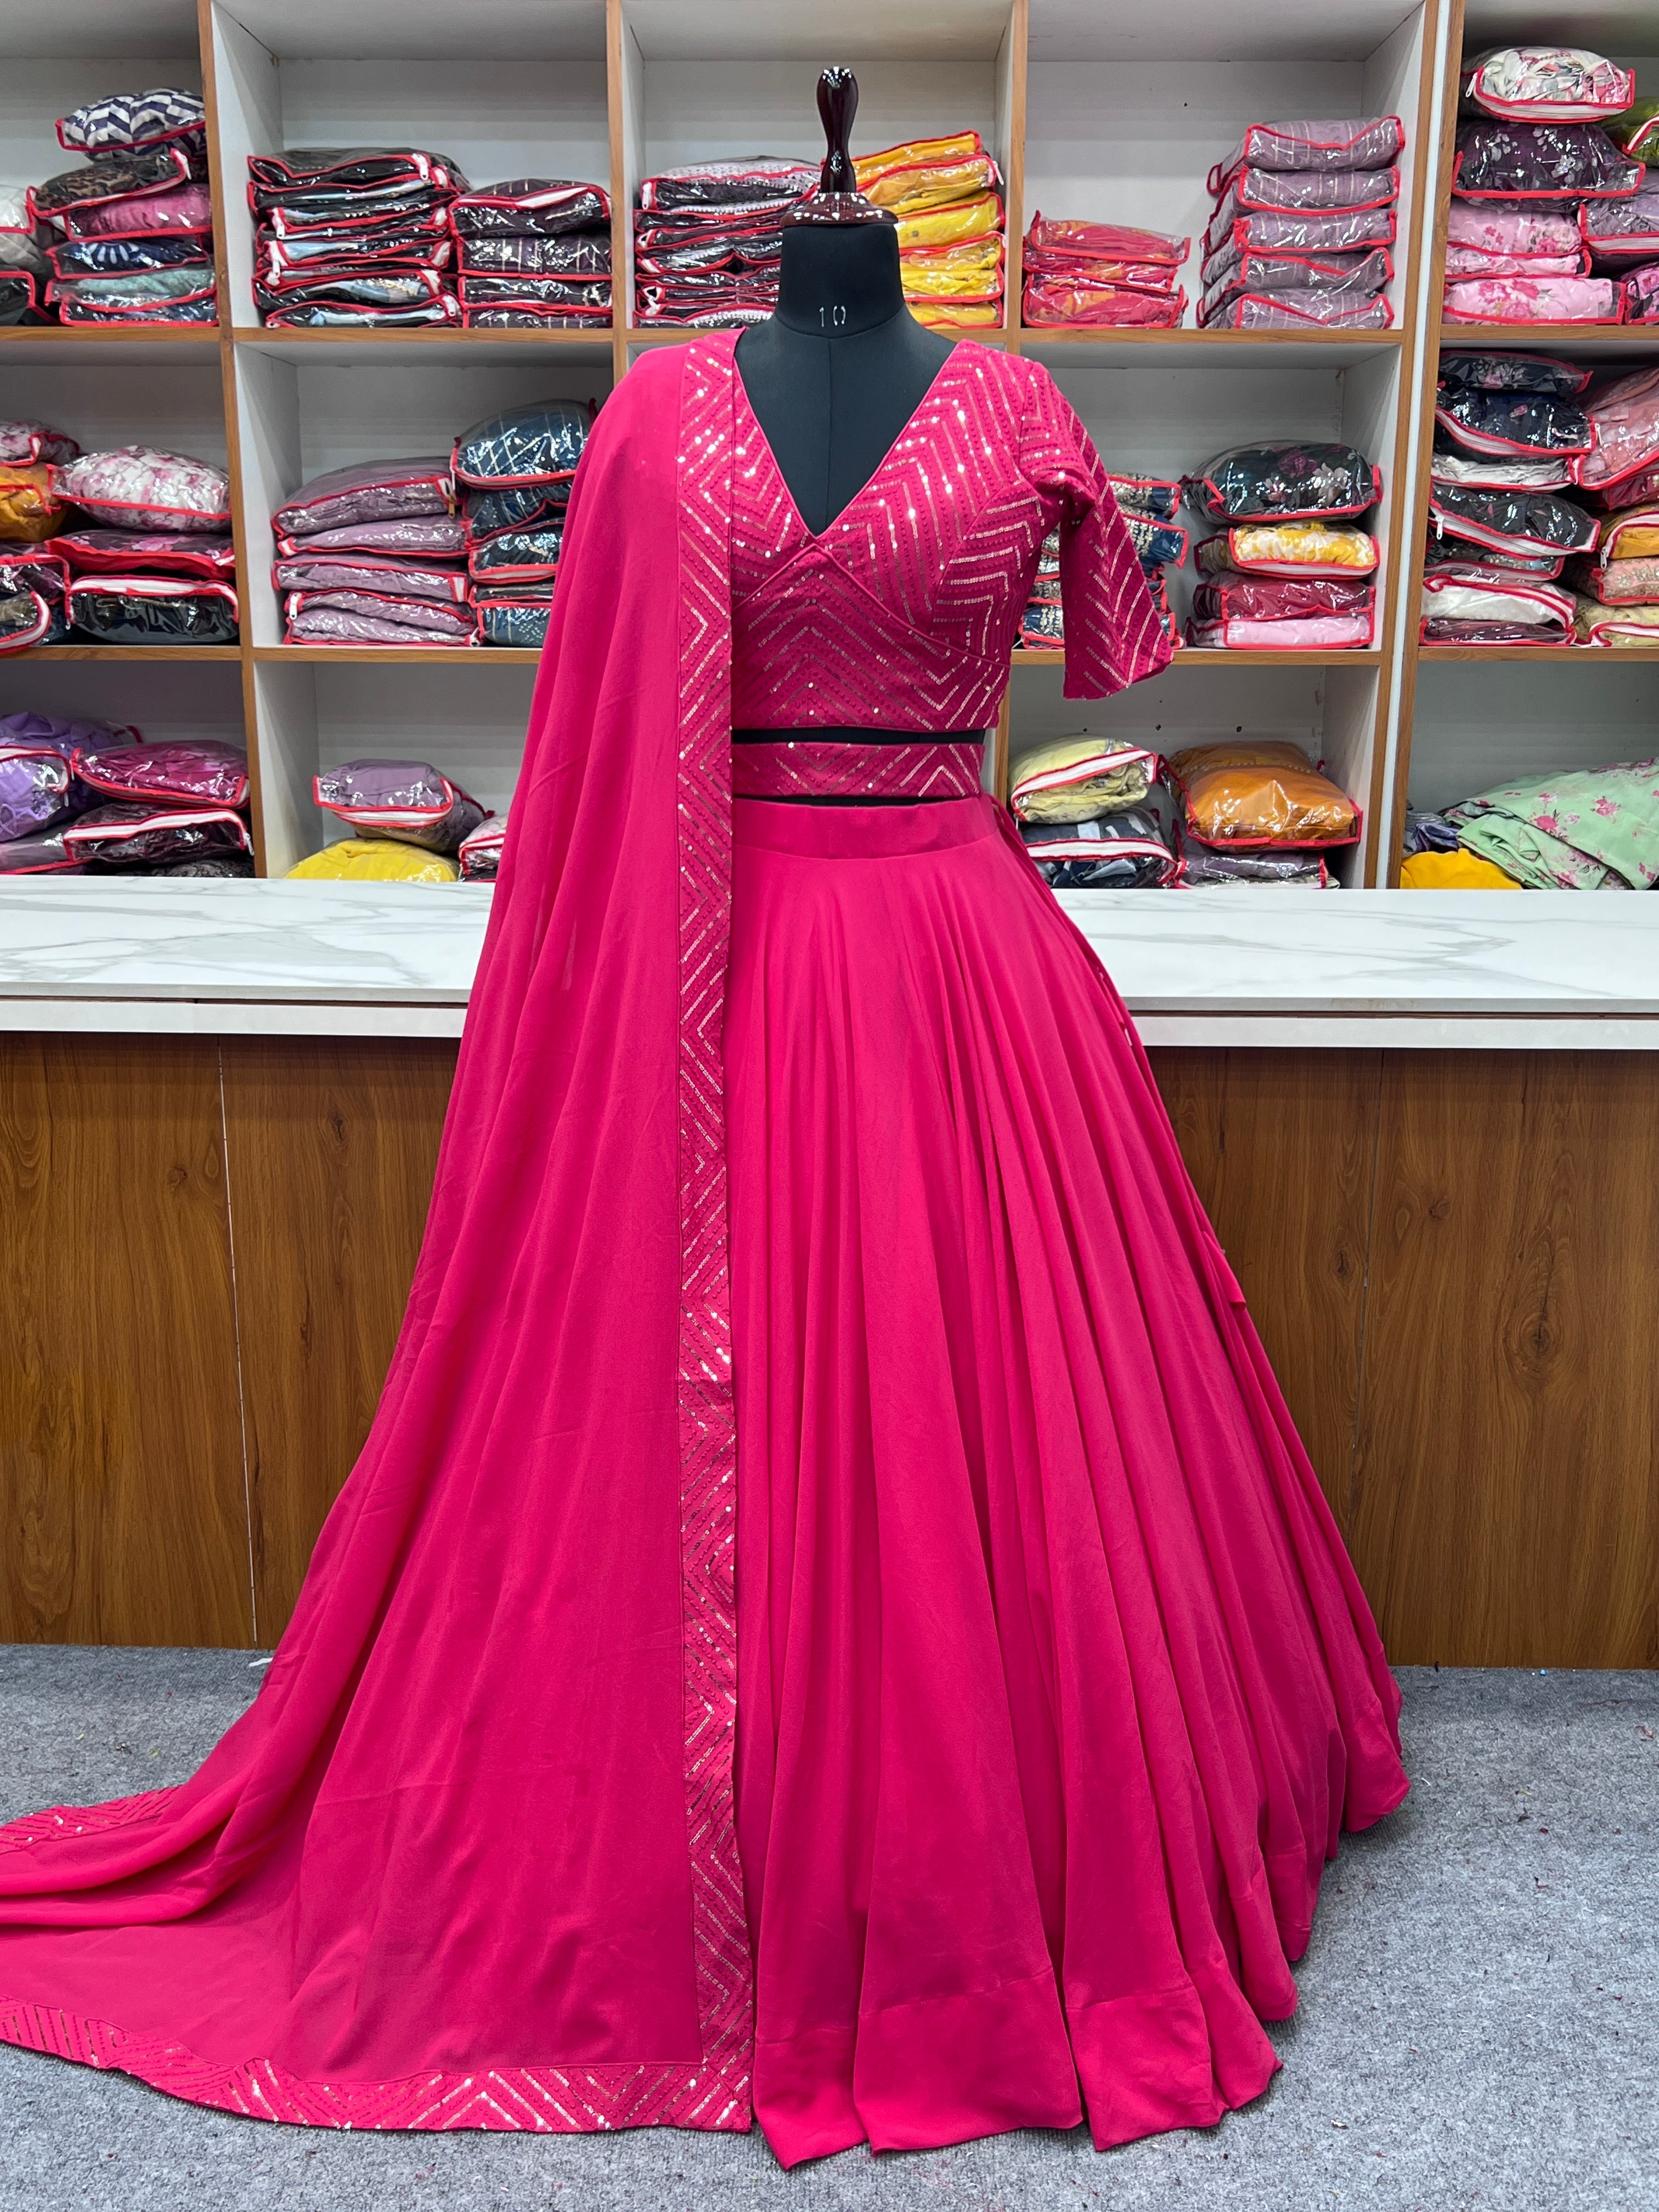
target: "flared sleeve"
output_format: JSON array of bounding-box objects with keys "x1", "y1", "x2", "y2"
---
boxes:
[{"x1": 1019, "y1": 363, "x2": 1175, "y2": 699}]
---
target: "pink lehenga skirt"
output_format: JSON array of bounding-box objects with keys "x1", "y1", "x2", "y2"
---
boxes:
[{"x1": 724, "y1": 794, "x2": 1407, "y2": 2167}]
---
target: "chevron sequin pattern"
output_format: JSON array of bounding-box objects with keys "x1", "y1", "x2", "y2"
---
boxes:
[
  {"x1": 729, "y1": 337, "x2": 1171, "y2": 738},
  {"x1": 732, "y1": 738, "x2": 984, "y2": 800}
]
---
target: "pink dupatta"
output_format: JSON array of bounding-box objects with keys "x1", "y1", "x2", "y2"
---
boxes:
[{"x1": 0, "y1": 342, "x2": 754, "y2": 2131}]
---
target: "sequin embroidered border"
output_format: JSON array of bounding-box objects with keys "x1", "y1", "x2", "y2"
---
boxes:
[
  {"x1": 0, "y1": 343, "x2": 756, "y2": 2141},
  {"x1": 732, "y1": 739, "x2": 984, "y2": 800}
]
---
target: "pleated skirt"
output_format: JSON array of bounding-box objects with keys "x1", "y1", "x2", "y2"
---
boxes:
[{"x1": 724, "y1": 793, "x2": 1408, "y2": 2169}]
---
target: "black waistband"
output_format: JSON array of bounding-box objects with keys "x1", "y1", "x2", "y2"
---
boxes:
[{"x1": 732, "y1": 726, "x2": 986, "y2": 744}]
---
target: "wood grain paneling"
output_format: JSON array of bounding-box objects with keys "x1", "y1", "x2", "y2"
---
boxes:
[
  {"x1": 0, "y1": 1037, "x2": 252, "y2": 1646},
  {"x1": 1149, "y1": 1048, "x2": 1383, "y2": 1529},
  {"x1": 220, "y1": 1038, "x2": 458, "y2": 1644},
  {"x1": 1352, "y1": 1052, "x2": 1659, "y2": 1669}
]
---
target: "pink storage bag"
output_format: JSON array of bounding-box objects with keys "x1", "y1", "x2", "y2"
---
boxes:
[
  {"x1": 1441, "y1": 274, "x2": 1621, "y2": 321},
  {"x1": 1207, "y1": 117, "x2": 1403, "y2": 189}
]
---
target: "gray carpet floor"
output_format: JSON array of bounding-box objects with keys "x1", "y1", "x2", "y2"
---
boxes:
[{"x1": 0, "y1": 1652, "x2": 1652, "y2": 2212}]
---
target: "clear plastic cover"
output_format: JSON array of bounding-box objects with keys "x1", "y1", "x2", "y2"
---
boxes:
[
  {"x1": 0, "y1": 420, "x2": 78, "y2": 466},
  {"x1": 459, "y1": 233, "x2": 610, "y2": 276},
  {"x1": 1573, "y1": 598, "x2": 1659, "y2": 643},
  {"x1": 639, "y1": 160, "x2": 816, "y2": 214},
  {"x1": 1435, "y1": 385, "x2": 1593, "y2": 455},
  {"x1": 1419, "y1": 567, "x2": 1575, "y2": 628},
  {"x1": 1023, "y1": 213, "x2": 1187, "y2": 268},
  {"x1": 1209, "y1": 116, "x2": 1403, "y2": 185},
  {"x1": 1593, "y1": 506, "x2": 1659, "y2": 560},
  {"x1": 477, "y1": 599, "x2": 552, "y2": 648},
  {"x1": 283, "y1": 589, "x2": 476, "y2": 645},
  {"x1": 49, "y1": 267, "x2": 216, "y2": 312},
  {"x1": 1203, "y1": 203, "x2": 1396, "y2": 260},
  {"x1": 48, "y1": 235, "x2": 214, "y2": 277},
  {"x1": 64, "y1": 801, "x2": 250, "y2": 865},
  {"x1": 1008, "y1": 735, "x2": 1160, "y2": 822},
  {"x1": 52, "y1": 180, "x2": 210, "y2": 239},
  {"x1": 1192, "y1": 571, "x2": 1374, "y2": 624},
  {"x1": 1460, "y1": 48, "x2": 1634, "y2": 122},
  {"x1": 58, "y1": 445, "x2": 232, "y2": 533},
  {"x1": 0, "y1": 462, "x2": 67, "y2": 540},
  {"x1": 31, "y1": 144, "x2": 191, "y2": 217},
  {"x1": 1429, "y1": 482, "x2": 1598, "y2": 556},
  {"x1": 0, "y1": 826, "x2": 84, "y2": 872},
  {"x1": 1440, "y1": 349, "x2": 1590, "y2": 394},
  {"x1": 1195, "y1": 521, "x2": 1377, "y2": 576},
  {"x1": 1451, "y1": 120, "x2": 1644, "y2": 199},
  {"x1": 1023, "y1": 277, "x2": 1183, "y2": 326},
  {"x1": 1177, "y1": 836, "x2": 1330, "y2": 887},
  {"x1": 57, "y1": 87, "x2": 206, "y2": 151},
  {"x1": 1022, "y1": 792, "x2": 1178, "y2": 888},
  {"x1": 1184, "y1": 443, "x2": 1380, "y2": 522},
  {"x1": 1442, "y1": 273, "x2": 1620, "y2": 321},
  {"x1": 1576, "y1": 366, "x2": 1659, "y2": 495},
  {"x1": 1565, "y1": 552, "x2": 1659, "y2": 603},
  {"x1": 452, "y1": 403, "x2": 592, "y2": 487},
  {"x1": 1173, "y1": 747, "x2": 1360, "y2": 846},
  {"x1": 1623, "y1": 263, "x2": 1659, "y2": 320},
  {"x1": 272, "y1": 552, "x2": 469, "y2": 602},
  {"x1": 1579, "y1": 188, "x2": 1659, "y2": 258},
  {"x1": 72, "y1": 735, "x2": 247, "y2": 808},
  {"x1": 1186, "y1": 610, "x2": 1375, "y2": 649},
  {"x1": 1222, "y1": 164, "x2": 1398, "y2": 213},
  {"x1": 313, "y1": 759, "x2": 487, "y2": 853},
  {"x1": 1201, "y1": 244, "x2": 1392, "y2": 295},
  {"x1": 1198, "y1": 289, "x2": 1390, "y2": 329},
  {"x1": 68, "y1": 578, "x2": 238, "y2": 644},
  {"x1": 450, "y1": 180, "x2": 610, "y2": 237},
  {"x1": 1431, "y1": 445, "x2": 1573, "y2": 492},
  {"x1": 463, "y1": 483, "x2": 567, "y2": 541},
  {"x1": 466, "y1": 528, "x2": 563, "y2": 582},
  {"x1": 247, "y1": 148, "x2": 467, "y2": 197},
  {"x1": 458, "y1": 819, "x2": 507, "y2": 878},
  {"x1": 273, "y1": 458, "x2": 455, "y2": 539}
]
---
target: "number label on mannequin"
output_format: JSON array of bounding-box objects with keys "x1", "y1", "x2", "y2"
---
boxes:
[{"x1": 818, "y1": 303, "x2": 849, "y2": 329}]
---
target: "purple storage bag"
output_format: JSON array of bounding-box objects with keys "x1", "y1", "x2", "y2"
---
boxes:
[
  {"x1": 0, "y1": 710, "x2": 136, "y2": 838},
  {"x1": 272, "y1": 458, "x2": 456, "y2": 539},
  {"x1": 0, "y1": 826, "x2": 85, "y2": 872},
  {"x1": 64, "y1": 802, "x2": 251, "y2": 866},
  {"x1": 313, "y1": 758, "x2": 489, "y2": 853},
  {"x1": 272, "y1": 512, "x2": 466, "y2": 560},
  {"x1": 272, "y1": 552, "x2": 470, "y2": 602},
  {"x1": 72, "y1": 733, "x2": 249, "y2": 809}
]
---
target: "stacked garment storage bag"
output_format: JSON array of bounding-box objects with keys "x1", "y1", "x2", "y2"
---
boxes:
[
  {"x1": 1571, "y1": 365, "x2": 1659, "y2": 640},
  {"x1": 1184, "y1": 442, "x2": 1382, "y2": 648},
  {"x1": 852, "y1": 133, "x2": 1005, "y2": 329},
  {"x1": 633, "y1": 160, "x2": 815, "y2": 328},
  {"x1": 0, "y1": 712, "x2": 135, "y2": 872},
  {"x1": 53, "y1": 446, "x2": 237, "y2": 643},
  {"x1": 1169, "y1": 740, "x2": 1358, "y2": 884},
  {"x1": 274, "y1": 460, "x2": 469, "y2": 646},
  {"x1": 1447, "y1": 48, "x2": 1640, "y2": 323},
  {"x1": 1020, "y1": 216, "x2": 1188, "y2": 328},
  {"x1": 31, "y1": 89, "x2": 213, "y2": 324},
  {"x1": 61, "y1": 731, "x2": 253, "y2": 876},
  {"x1": 1199, "y1": 117, "x2": 1402, "y2": 328},
  {"x1": 448, "y1": 179, "x2": 611, "y2": 329},
  {"x1": 1423, "y1": 351, "x2": 1592, "y2": 643},
  {"x1": 455, "y1": 402, "x2": 591, "y2": 647},
  {"x1": 1020, "y1": 471, "x2": 1185, "y2": 654},
  {"x1": 1007, "y1": 734, "x2": 1177, "y2": 885},
  {"x1": 290, "y1": 759, "x2": 491, "y2": 883},
  {"x1": 249, "y1": 150, "x2": 465, "y2": 328},
  {"x1": 0, "y1": 189, "x2": 49, "y2": 323},
  {"x1": 0, "y1": 419, "x2": 76, "y2": 647},
  {"x1": 1600, "y1": 92, "x2": 1659, "y2": 320}
]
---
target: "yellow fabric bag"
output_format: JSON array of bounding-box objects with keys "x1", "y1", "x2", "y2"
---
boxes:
[
  {"x1": 1168, "y1": 738, "x2": 1313, "y2": 781},
  {"x1": 1198, "y1": 521, "x2": 1379, "y2": 576},
  {"x1": 0, "y1": 464, "x2": 67, "y2": 542},
  {"x1": 910, "y1": 300, "x2": 1003, "y2": 329},
  {"x1": 1400, "y1": 849, "x2": 1521, "y2": 889},
  {"x1": 1594, "y1": 506, "x2": 1659, "y2": 561},
  {"x1": 854, "y1": 132, "x2": 981, "y2": 188},
  {"x1": 894, "y1": 193, "x2": 1003, "y2": 250},
  {"x1": 287, "y1": 838, "x2": 459, "y2": 884},
  {"x1": 899, "y1": 237, "x2": 1005, "y2": 299},
  {"x1": 1172, "y1": 742, "x2": 1358, "y2": 848}
]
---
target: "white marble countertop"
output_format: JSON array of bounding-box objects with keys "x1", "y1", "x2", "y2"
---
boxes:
[{"x1": 1, "y1": 881, "x2": 1657, "y2": 1046}]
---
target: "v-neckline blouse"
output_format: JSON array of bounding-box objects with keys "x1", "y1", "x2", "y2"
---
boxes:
[{"x1": 726, "y1": 333, "x2": 1171, "y2": 733}]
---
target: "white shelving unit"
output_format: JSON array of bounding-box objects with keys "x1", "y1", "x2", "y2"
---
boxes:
[{"x1": 6, "y1": 0, "x2": 1655, "y2": 889}]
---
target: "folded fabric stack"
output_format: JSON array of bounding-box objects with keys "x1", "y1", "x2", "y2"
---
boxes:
[
  {"x1": 1183, "y1": 441, "x2": 1381, "y2": 647},
  {"x1": 1018, "y1": 470, "x2": 1186, "y2": 653},
  {"x1": 449, "y1": 179, "x2": 611, "y2": 330},
  {"x1": 1570, "y1": 365, "x2": 1659, "y2": 646},
  {"x1": 1009, "y1": 735, "x2": 1177, "y2": 887},
  {"x1": 1020, "y1": 216, "x2": 1187, "y2": 328},
  {"x1": 274, "y1": 459, "x2": 470, "y2": 645},
  {"x1": 26, "y1": 88, "x2": 214, "y2": 324},
  {"x1": 1446, "y1": 47, "x2": 1641, "y2": 323},
  {"x1": 0, "y1": 426, "x2": 238, "y2": 648},
  {"x1": 3, "y1": 729, "x2": 253, "y2": 876},
  {"x1": 1421, "y1": 350, "x2": 1594, "y2": 642},
  {"x1": 286, "y1": 758, "x2": 491, "y2": 883},
  {"x1": 633, "y1": 159, "x2": 816, "y2": 328},
  {"x1": 1402, "y1": 755, "x2": 1659, "y2": 888},
  {"x1": 0, "y1": 713, "x2": 128, "y2": 871},
  {"x1": 1198, "y1": 116, "x2": 1402, "y2": 329},
  {"x1": 852, "y1": 134, "x2": 1005, "y2": 330},
  {"x1": 454, "y1": 402, "x2": 590, "y2": 647},
  {"x1": 1167, "y1": 740, "x2": 1356, "y2": 884},
  {"x1": 249, "y1": 149, "x2": 466, "y2": 328}
]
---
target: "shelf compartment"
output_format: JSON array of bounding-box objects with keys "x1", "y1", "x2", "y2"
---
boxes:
[{"x1": 253, "y1": 646, "x2": 542, "y2": 665}]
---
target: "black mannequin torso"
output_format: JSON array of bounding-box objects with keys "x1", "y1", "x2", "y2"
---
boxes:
[
  {"x1": 735, "y1": 224, "x2": 954, "y2": 535},
  {"x1": 734, "y1": 224, "x2": 973, "y2": 802}
]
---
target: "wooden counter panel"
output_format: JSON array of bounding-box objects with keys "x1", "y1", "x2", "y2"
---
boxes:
[
  {"x1": 1352, "y1": 1053, "x2": 1659, "y2": 1669},
  {"x1": 0, "y1": 1037, "x2": 251, "y2": 1646},
  {"x1": 221, "y1": 1038, "x2": 459, "y2": 1643},
  {"x1": 1149, "y1": 1048, "x2": 1382, "y2": 1531}
]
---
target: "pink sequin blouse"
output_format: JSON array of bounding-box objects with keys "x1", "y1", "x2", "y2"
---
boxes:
[{"x1": 729, "y1": 340, "x2": 1172, "y2": 735}]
